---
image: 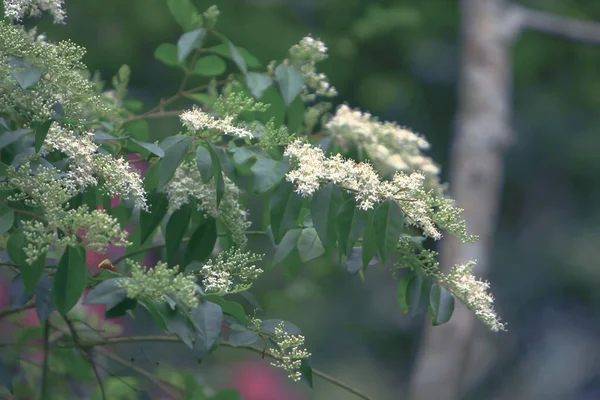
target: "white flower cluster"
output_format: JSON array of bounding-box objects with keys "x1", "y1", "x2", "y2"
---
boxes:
[
  {"x1": 200, "y1": 248, "x2": 263, "y2": 295},
  {"x1": 6, "y1": 163, "x2": 130, "y2": 263},
  {"x1": 269, "y1": 322, "x2": 311, "y2": 382},
  {"x1": 284, "y1": 140, "x2": 443, "y2": 239},
  {"x1": 286, "y1": 36, "x2": 337, "y2": 102},
  {"x1": 118, "y1": 260, "x2": 199, "y2": 309},
  {"x1": 326, "y1": 105, "x2": 440, "y2": 182},
  {"x1": 165, "y1": 161, "x2": 251, "y2": 246},
  {"x1": 180, "y1": 106, "x2": 254, "y2": 140},
  {"x1": 4, "y1": 0, "x2": 66, "y2": 24},
  {"x1": 44, "y1": 123, "x2": 147, "y2": 210},
  {"x1": 444, "y1": 261, "x2": 506, "y2": 332}
]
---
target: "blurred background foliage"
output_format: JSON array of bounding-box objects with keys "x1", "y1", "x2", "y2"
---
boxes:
[{"x1": 26, "y1": 0, "x2": 600, "y2": 398}]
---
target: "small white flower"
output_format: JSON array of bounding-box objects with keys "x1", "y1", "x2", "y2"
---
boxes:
[
  {"x1": 269, "y1": 322, "x2": 311, "y2": 382},
  {"x1": 4, "y1": 0, "x2": 66, "y2": 23},
  {"x1": 180, "y1": 107, "x2": 254, "y2": 139}
]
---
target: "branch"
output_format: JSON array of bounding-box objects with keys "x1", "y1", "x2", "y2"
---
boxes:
[
  {"x1": 0, "y1": 300, "x2": 36, "y2": 320},
  {"x1": 78, "y1": 335, "x2": 373, "y2": 400},
  {"x1": 511, "y1": 4, "x2": 600, "y2": 44}
]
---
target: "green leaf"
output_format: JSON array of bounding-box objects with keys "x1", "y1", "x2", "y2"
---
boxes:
[
  {"x1": 139, "y1": 191, "x2": 169, "y2": 244},
  {"x1": 158, "y1": 137, "x2": 192, "y2": 190},
  {"x1": 204, "y1": 296, "x2": 247, "y2": 324},
  {"x1": 213, "y1": 389, "x2": 242, "y2": 400},
  {"x1": 205, "y1": 43, "x2": 261, "y2": 68},
  {"x1": 165, "y1": 204, "x2": 192, "y2": 266},
  {"x1": 272, "y1": 228, "x2": 302, "y2": 265},
  {"x1": 228, "y1": 324, "x2": 259, "y2": 347},
  {"x1": 130, "y1": 138, "x2": 165, "y2": 158},
  {"x1": 192, "y1": 55, "x2": 227, "y2": 77},
  {"x1": 35, "y1": 274, "x2": 55, "y2": 322},
  {"x1": 177, "y1": 29, "x2": 206, "y2": 63},
  {"x1": 84, "y1": 278, "x2": 128, "y2": 311},
  {"x1": 139, "y1": 299, "x2": 168, "y2": 331},
  {"x1": 361, "y1": 215, "x2": 379, "y2": 269},
  {"x1": 166, "y1": 0, "x2": 198, "y2": 31},
  {"x1": 196, "y1": 145, "x2": 214, "y2": 183},
  {"x1": 406, "y1": 274, "x2": 432, "y2": 318},
  {"x1": 209, "y1": 144, "x2": 235, "y2": 180},
  {"x1": 154, "y1": 43, "x2": 181, "y2": 67},
  {"x1": 192, "y1": 301, "x2": 223, "y2": 358},
  {"x1": 299, "y1": 358, "x2": 313, "y2": 388},
  {"x1": 183, "y1": 216, "x2": 217, "y2": 265},
  {"x1": 7, "y1": 230, "x2": 27, "y2": 266},
  {"x1": 337, "y1": 198, "x2": 367, "y2": 257},
  {"x1": 251, "y1": 158, "x2": 289, "y2": 194},
  {"x1": 286, "y1": 96, "x2": 305, "y2": 134},
  {"x1": 397, "y1": 272, "x2": 415, "y2": 316},
  {"x1": 297, "y1": 228, "x2": 325, "y2": 263},
  {"x1": 232, "y1": 147, "x2": 255, "y2": 165},
  {"x1": 228, "y1": 42, "x2": 247, "y2": 74},
  {"x1": 429, "y1": 284, "x2": 455, "y2": 325},
  {"x1": 275, "y1": 64, "x2": 304, "y2": 105},
  {"x1": 20, "y1": 255, "x2": 45, "y2": 295},
  {"x1": 270, "y1": 182, "x2": 304, "y2": 243},
  {"x1": 33, "y1": 120, "x2": 53, "y2": 153},
  {"x1": 0, "y1": 205, "x2": 14, "y2": 234},
  {"x1": 311, "y1": 184, "x2": 342, "y2": 248},
  {"x1": 246, "y1": 72, "x2": 273, "y2": 99},
  {"x1": 105, "y1": 297, "x2": 137, "y2": 319},
  {"x1": 0, "y1": 128, "x2": 32, "y2": 150},
  {"x1": 53, "y1": 246, "x2": 87, "y2": 314},
  {"x1": 165, "y1": 309, "x2": 195, "y2": 348},
  {"x1": 372, "y1": 200, "x2": 404, "y2": 262},
  {"x1": 8, "y1": 56, "x2": 41, "y2": 89}
]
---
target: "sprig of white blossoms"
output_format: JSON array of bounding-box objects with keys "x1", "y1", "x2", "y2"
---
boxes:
[
  {"x1": 326, "y1": 105, "x2": 441, "y2": 185},
  {"x1": 284, "y1": 140, "x2": 472, "y2": 240},
  {"x1": 6, "y1": 163, "x2": 130, "y2": 263},
  {"x1": 200, "y1": 248, "x2": 263, "y2": 295},
  {"x1": 443, "y1": 261, "x2": 506, "y2": 332},
  {"x1": 43, "y1": 123, "x2": 147, "y2": 210},
  {"x1": 274, "y1": 36, "x2": 337, "y2": 102},
  {"x1": 118, "y1": 260, "x2": 199, "y2": 309},
  {"x1": 4, "y1": 0, "x2": 66, "y2": 24},
  {"x1": 269, "y1": 321, "x2": 311, "y2": 382},
  {"x1": 180, "y1": 106, "x2": 254, "y2": 140},
  {"x1": 165, "y1": 161, "x2": 251, "y2": 246}
]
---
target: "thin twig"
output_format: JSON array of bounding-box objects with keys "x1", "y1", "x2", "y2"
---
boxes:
[{"x1": 0, "y1": 300, "x2": 36, "y2": 320}]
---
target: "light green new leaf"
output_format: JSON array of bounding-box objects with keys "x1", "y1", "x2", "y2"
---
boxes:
[
  {"x1": 192, "y1": 55, "x2": 227, "y2": 77},
  {"x1": 275, "y1": 64, "x2": 304, "y2": 105},
  {"x1": 297, "y1": 228, "x2": 325, "y2": 263},
  {"x1": 154, "y1": 43, "x2": 181, "y2": 67},
  {"x1": 167, "y1": 0, "x2": 198, "y2": 31}
]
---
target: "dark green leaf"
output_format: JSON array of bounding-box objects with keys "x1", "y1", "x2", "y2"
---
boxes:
[
  {"x1": 240, "y1": 291, "x2": 261, "y2": 311},
  {"x1": 299, "y1": 358, "x2": 313, "y2": 388},
  {"x1": 209, "y1": 144, "x2": 235, "y2": 180},
  {"x1": 105, "y1": 297, "x2": 137, "y2": 319},
  {"x1": 272, "y1": 228, "x2": 301, "y2": 265},
  {"x1": 286, "y1": 96, "x2": 305, "y2": 134},
  {"x1": 228, "y1": 324, "x2": 259, "y2": 347},
  {"x1": 251, "y1": 159, "x2": 289, "y2": 194},
  {"x1": 311, "y1": 184, "x2": 342, "y2": 248},
  {"x1": 192, "y1": 301, "x2": 223, "y2": 358},
  {"x1": 130, "y1": 139, "x2": 165, "y2": 158},
  {"x1": 232, "y1": 147, "x2": 254, "y2": 165},
  {"x1": 165, "y1": 309, "x2": 195, "y2": 348},
  {"x1": 177, "y1": 29, "x2": 206, "y2": 63},
  {"x1": 139, "y1": 299, "x2": 168, "y2": 331},
  {"x1": 192, "y1": 55, "x2": 227, "y2": 77},
  {"x1": 183, "y1": 216, "x2": 217, "y2": 265},
  {"x1": 139, "y1": 191, "x2": 169, "y2": 244},
  {"x1": 53, "y1": 246, "x2": 87, "y2": 314},
  {"x1": 33, "y1": 120, "x2": 53, "y2": 153},
  {"x1": 246, "y1": 72, "x2": 273, "y2": 99},
  {"x1": 372, "y1": 200, "x2": 404, "y2": 262},
  {"x1": 158, "y1": 137, "x2": 192, "y2": 190},
  {"x1": 0, "y1": 128, "x2": 32, "y2": 150},
  {"x1": 429, "y1": 284, "x2": 455, "y2": 325},
  {"x1": 228, "y1": 42, "x2": 247, "y2": 74},
  {"x1": 297, "y1": 228, "x2": 325, "y2": 263},
  {"x1": 7, "y1": 230, "x2": 27, "y2": 266},
  {"x1": 362, "y1": 216, "x2": 379, "y2": 269},
  {"x1": 8, "y1": 56, "x2": 41, "y2": 89},
  {"x1": 337, "y1": 198, "x2": 367, "y2": 256},
  {"x1": 275, "y1": 64, "x2": 304, "y2": 105},
  {"x1": 166, "y1": 0, "x2": 198, "y2": 31},
  {"x1": 204, "y1": 296, "x2": 247, "y2": 324},
  {"x1": 195, "y1": 145, "x2": 214, "y2": 183},
  {"x1": 159, "y1": 134, "x2": 187, "y2": 151},
  {"x1": 20, "y1": 254, "x2": 45, "y2": 295},
  {"x1": 154, "y1": 43, "x2": 180, "y2": 67},
  {"x1": 406, "y1": 274, "x2": 432, "y2": 318},
  {"x1": 35, "y1": 274, "x2": 55, "y2": 322},
  {"x1": 84, "y1": 278, "x2": 128, "y2": 311},
  {"x1": 270, "y1": 182, "x2": 304, "y2": 243},
  {"x1": 0, "y1": 205, "x2": 14, "y2": 234},
  {"x1": 165, "y1": 205, "x2": 192, "y2": 266}
]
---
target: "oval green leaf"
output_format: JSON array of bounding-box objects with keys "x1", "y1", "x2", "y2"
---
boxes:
[
  {"x1": 192, "y1": 55, "x2": 227, "y2": 77},
  {"x1": 429, "y1": 283, "x2": 455, "y2": 326},
  {"x1": 53, "y1": 246, "x2": 87, "y2": 314}
]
